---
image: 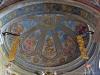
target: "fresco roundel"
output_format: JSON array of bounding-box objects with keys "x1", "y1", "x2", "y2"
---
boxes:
[{"x1": 4, "y1": 14, "x2": 89, "y2": 68}]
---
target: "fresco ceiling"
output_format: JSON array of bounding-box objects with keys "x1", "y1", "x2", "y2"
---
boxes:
[{"x1": 0, "y1": 0, "x2": 100, "y2": 75}]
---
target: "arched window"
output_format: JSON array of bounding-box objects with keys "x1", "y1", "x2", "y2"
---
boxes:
[
  {"x1": 99, "y1": 60, "x2": 100, "y2": 69},
  {"x1": 0, "y1": 0, "x2": 3, "y2": 4}
]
